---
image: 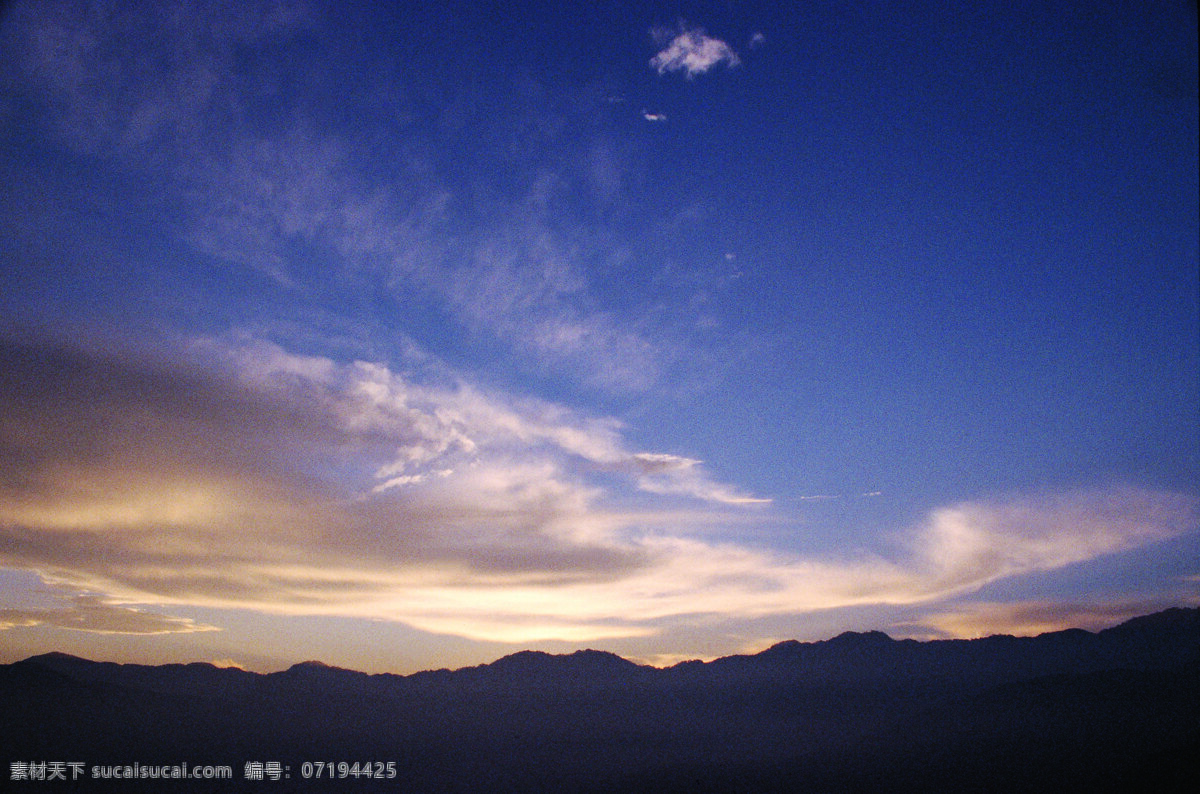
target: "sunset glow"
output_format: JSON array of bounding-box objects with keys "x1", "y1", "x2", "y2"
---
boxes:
[{"x1": 1, "y1": 0, "x2": 1196, "y2": 674}]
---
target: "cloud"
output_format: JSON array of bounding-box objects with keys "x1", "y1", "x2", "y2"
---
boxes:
[
  {"x1": 642, "y1": 110, "x2": 668, "y2": 122},
  {"x1": 650, "y1": 25, "x2": 740, "y2": 78},
  {"x1": 183, "y1": 99, "x2": 668, "y2": 394},
  {"x1": 183, "y1": 128, "x2": 665, "y2": 393},
  {"x1": 3, "y1": 1, "x2": 671, "y2": 395},
  {"x1": 797, "y1": 491, "x2": 881, "y2": 501},
  {"x1": 629, "y1": 454, "x2": 771, "y2": 506},
  {"x1": 905, "y1": 489, "x2": 1193, "y2": 590},
  {"x1": 0, "y1": 594, "x2": 218, "y2": 635},
  {"x1": 442, "y1": 176, "x2": 668, "y2": 391},
  {"x1": 1, "y1": 334, "x2": 1194, "y2": 644},
  {"x1": 1, "y1": 0, "x2": 312, "y2": 153},
  {"x1": 0, "y1": 334, "x2": 752, "y2": 593},
  {"x1": 210, "y1": 658, "x2": 247, "y2": 669}
]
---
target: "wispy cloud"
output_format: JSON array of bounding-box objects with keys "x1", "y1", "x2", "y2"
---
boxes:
[
  {"x1": 629, "y1": 454, "x2": 771, "y2": 505},
  {"x1": 443, "y1": 176, "x2": 667, "y2": 390},
  {"x1": 1, "y1": 335, "x2": 1193, "y2": 644},
  {"x1": 650, "y1": 25, "x2": 740, "y2": 78},
  {"x1": 189, "y1": 127, "x2": 663, "y2": 394},
  {"x1": 2, "y1": 1, "x2": 677, "y2": 395},
  {"x1": 1, "y1": 0, "x2": 312, "y2": 153},
  {"x1": 0, "y1": 594, "x2": 218, "y2": 635}
]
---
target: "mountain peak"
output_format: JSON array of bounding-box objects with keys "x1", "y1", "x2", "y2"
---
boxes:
[
  {"x1": 22, "y1": 652, "x2": 92, "y2": 664},
  {"x1": 1103, "y1": 606, "x2": 1200, "y2": 636},
  {"x1": 484, "y1": 648, "x2": 639, "y2": 678},
  {"x1": 16, "y1": 652, "x2": 102, "y2": 675},
  {"x1": 282, "y1": 660, "x2": 357, "y2": 675}
]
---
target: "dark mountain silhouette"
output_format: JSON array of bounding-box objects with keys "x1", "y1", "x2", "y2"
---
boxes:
[
  {"x1": 2, "y1": 608, "x2": 1197, "y2": 792},
  {"x1": 481, "y1": 648, "x2": 642, "y2": 678}
]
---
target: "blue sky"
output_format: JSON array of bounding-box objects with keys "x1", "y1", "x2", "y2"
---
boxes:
[{"x1": 0, "y1": 0, "x2": 1197, "y2": 673}]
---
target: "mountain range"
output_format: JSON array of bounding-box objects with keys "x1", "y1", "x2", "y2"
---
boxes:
[{"x1": 3, "y1": 608, "x2": 1197, "y2": 792}]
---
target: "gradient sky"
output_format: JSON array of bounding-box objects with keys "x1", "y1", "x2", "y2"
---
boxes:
[{"x1": 1, "y1": 0, "x2": 1197, "y2": 674}]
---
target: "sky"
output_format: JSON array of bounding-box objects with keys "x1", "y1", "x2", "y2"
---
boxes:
[{"x1": 0, "y1": 0, "x2": 1197, "y2": 674}]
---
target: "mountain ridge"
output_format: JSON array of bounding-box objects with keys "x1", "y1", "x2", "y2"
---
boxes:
[
  {"x1": 2, "y1": 607, "x2": 1196, "y2": 792},
  {"x1": 9, "y1": 606, "x2": 1199, "y2": 679}
]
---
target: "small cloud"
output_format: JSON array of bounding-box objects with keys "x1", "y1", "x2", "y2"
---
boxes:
[
  {"x1": 630, "y1": 453, "x2": 699, "y2": 474},
  {"x1": 650, "y1": 25, "x2": 740, "y2": 78},
  {"x1": 626, "y1": 453, "x2": 769, "y2": 505},
  {"x1": 799, "y1": 491, "x2": 880, "y2": 501},
  {"x1": 210, "y1": 658, "x2": 247, "y2": 669},
  {"x1": 372, "y1": 474, "x2": 427, "y2": 493},
  {"x1": 642, "y1": 110, "x2": 668, "y2": 122},
  {"x1": 749, "y1": 32, "x2": 766, "y2": 49}
]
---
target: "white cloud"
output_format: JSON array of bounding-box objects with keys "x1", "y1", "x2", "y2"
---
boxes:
[
  {"x1": 650, "y1": 25, "x2": 741, "y2": 78},
  {"x1": 642, "y1": 110, "x2": 668, "y2": 122},
  {"x1": 906, "y1": 489, "x2": 1191, "y2": 589},
  {"x1": 630, "y1": 454, "x2": 771, "y2": 506}
]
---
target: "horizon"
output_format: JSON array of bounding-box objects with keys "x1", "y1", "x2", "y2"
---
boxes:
[
  {"x1": 1, "y1": 0, "x2": 1197, "y2": 677},
  {"x1": 7, "y1": 605, "x2": 1195, "y2": 676}
]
